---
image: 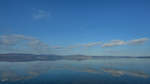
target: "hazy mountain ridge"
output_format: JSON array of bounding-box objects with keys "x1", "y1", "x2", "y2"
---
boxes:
[{"x1": 0, "y1": 53, "x2": 150, "y2": 62}]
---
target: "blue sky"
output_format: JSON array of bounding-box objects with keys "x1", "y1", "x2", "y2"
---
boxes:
[{"x1": 0, "y1": 0, "x2": 150, "y2": 56}]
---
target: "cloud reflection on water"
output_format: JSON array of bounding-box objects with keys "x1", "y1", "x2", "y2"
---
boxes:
[
  {"x1": 0, "y1": 60, "x2": 149, "y2": 82},
  {"x1": 102, "y1": 68, "x2": 149, "y2": 78}
]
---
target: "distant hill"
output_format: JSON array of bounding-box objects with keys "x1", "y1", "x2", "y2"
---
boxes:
[{"x1": 0, "y1": 53, "x2": 150, "y2": 62}]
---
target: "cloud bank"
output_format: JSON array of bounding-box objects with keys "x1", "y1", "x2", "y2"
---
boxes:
[
  {"x1": 82, "y1": 42, "x2": 102, "y2": 47},
  {"x1": 128, "y1": 38, "x2": 149, "y2": 45},
  {"x1": 102, "y1": 40, "x2": 126, "y2": 48},
  {"x1": 65, "y1": 42, "x2": 102, "y2": 50},
  {"x1": 0, "y1": 34, "x2": 149, "y2": 54},
  {"x1": 0, "y1": 34, "x2": 51, "y2": 54},
  {"x1": 102, "y1": 38, "x2": 149, "y2": 48},
  {"x1": 67, "y1": 37, "x2": 149, "y2": 49}
]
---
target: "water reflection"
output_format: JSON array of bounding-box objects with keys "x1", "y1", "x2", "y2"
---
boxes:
[
  {"x1": 103, "y1": 68, "x2": 149, "y2": 78},
  {"x1": 0, "y1": 59, "x2": 150, "y2": 83}
]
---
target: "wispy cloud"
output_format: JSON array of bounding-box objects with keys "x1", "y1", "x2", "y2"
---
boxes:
[
  {"x1": 81, "y1": 42, "x2": 102, "y2": 47},
  {"x1": 0, "y1": 34, "x2": 149, "y2": 54},
  {"x1": 62, "y1": 38, "x2": 149, "y2": 49},
  {"x1": 102, "y1": 40, "x2": 126, "y2": 48},
  {"x1": 128, "y1": 38, "x2": 149, "y2": 45},
  {"x1": 102, "y1": 38, "x2": 149, "y2": 48},
  {"x1": 32, "y1": 9, "x2": 50, "y2": 20},
  {"x1": 66, "y1": 41, "x2": 102, "y2": 49},
  {"x1": 0, "y1": 34, "x2": 52, "y2": 54}
]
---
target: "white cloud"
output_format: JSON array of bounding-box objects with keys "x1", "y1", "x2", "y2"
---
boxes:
[
  {"x1": 101, "y1": 38, "x2": 149, "y2": 48},
  {"x1": 102, "y1": 40, "x2": 126, "y2": 48},
  {"x1": 0, "y1": 34, "x2": 52, "y2": 54},
  {"x1": 82, "y1": 42, "x2": 102, "y2": 47},
  {"x1": 66, "y1": 41, "x2": 102, "y2": 49},
  {"x1": 0, "y1": 34, "x2": 149, "y2": 54},
  {"x1": 32, "y1": 9, "x2": 50, "y2": 20},
  {"x1": 128, "y1": 38, "x2": 149, "y2": 45},
  {"x1": 64, "y1": 38, "x2": 149, "y2": 49}
]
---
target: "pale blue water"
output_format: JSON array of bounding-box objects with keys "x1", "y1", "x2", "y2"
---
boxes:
[{"x1": 0, "y1": 58, "x2": 150, "y2": 84}]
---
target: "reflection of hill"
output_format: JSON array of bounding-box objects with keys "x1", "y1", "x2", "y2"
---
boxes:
[{"x1": 0, "y1": 53, "x2": 150, "y2": 62}]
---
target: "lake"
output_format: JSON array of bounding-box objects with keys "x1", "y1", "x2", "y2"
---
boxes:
[{"x1": 0, "y1": 58, "x2": 150, "y2": 84}]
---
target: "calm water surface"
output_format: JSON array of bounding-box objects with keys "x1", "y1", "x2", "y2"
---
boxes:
[{"x1": 0, "y1": 58, "x2": 150, "y2": 84}]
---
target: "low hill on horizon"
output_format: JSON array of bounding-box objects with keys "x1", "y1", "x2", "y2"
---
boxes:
[{"x1": 0, "y1": 53, "x2": 150, "y2": 62}]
